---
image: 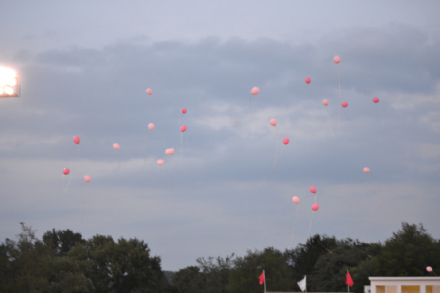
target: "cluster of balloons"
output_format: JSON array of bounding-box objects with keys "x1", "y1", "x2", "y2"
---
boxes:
[
  {"x1": 61, "y1": 55, "x2": 384, "y2": 236},
  {"x1": 64, "y1": 136, "x2": 92, "y2": 183},
  {"x1": 285, "y1": 55, "x2": 383, "y2": 244},
  {"x1": 145, "y1": 89, "x2": 190, "y2": 168}
]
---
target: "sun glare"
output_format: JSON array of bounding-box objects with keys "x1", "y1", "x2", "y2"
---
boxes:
[{"x1": 0, "y1": 66, "x2": 20, "y2": 97}]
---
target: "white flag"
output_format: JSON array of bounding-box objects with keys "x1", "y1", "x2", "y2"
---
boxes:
[{"x1": 297, "y1": 275, "x2": 306, "y2": 292}]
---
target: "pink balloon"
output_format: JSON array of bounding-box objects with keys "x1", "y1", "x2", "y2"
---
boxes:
[
  {"x1": 63, "y1": 168, "x2": 70, "y2": 175},
  {"x1": 341, "y1": 102, "x2": 348, "y2": 108},
  {"x1": 333, "y1": 55, "x2": 341, "y2": 64},
  {"x1": 181, "y1": 108, "x2": 187, "y2": 114},
  {"x1": 363, "y1": 167, "x2": 370, "y2": 173},
  {"x1": 250, "y1": 87, "x2": 260, "y2": 95},
  {"x1": 312, "y1": 203, "x2": 319, "y2": 211},
  {"x1": 180, "y1": 125, "x2": 187, "y2": 132},
  {"x1": 157, "y1": 159, "x2": 164, "y2": 166},
  {"x1": 165, "y1": 148, "x2": 175, "y2": 155},
  {"x1": 283, "y1": 137, "x2": 290, "y2": 145},
  {"x1": 84, "y1": 176, "x2": 91, "y2": 183},
  {"x1": 292, "y1": 196, "x2": 299, "y2": 204},
  {"x1": 373, "y1": 97, "x2": 380, "y2": 103},
  {"x1": 146, "y1": 88, "x2": 152, "y2": 95},
  {"x1": 427, "y1": 266, "x2": 433, "y2": 272},
  {"x1": 305, "y1": 77, "x2": 311, "y2": 84},
  {"x1": 310, "y1": 186, "x2": 317, "y2": 194},
  {"x1": 73, "y1": 136, "x2": 80, "y2": 144},
  {"x1": 113, "y1": 143, "x2": 120, "y2": 150},
  {"x1": 270, "y1": 119, "x2": 277, "y2": 126},
  {"x1": 148, "y1": 123, "x2": 154, "y2": 131},
  {"x1": 322, "y1": 99, "x2": 329, "y2": 106}
]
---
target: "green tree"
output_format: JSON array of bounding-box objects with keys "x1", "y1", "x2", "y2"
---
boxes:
[
  {"x1": 172, "y1": 266, "x2": 205, "y2": 293},
  {"x1": 0, "y1": 223, "x2": 94, "y2": 293},
  {"x1": 285, "y1": 234, "x2": 338, "y2": 290},
  {"x1": 69, "y1": 234, "x2": 166, "y2": 293},
  {"x1": 228, "y1": 247, "x2": 296, "y2": 293},
  {"x1": 309, "y1": 239, "x2": 375, "y2": 292},
  {"x1": 376, "y1": 222, "x2": 440, "y2": 276},
  {"x1": 0, "y1": 222, "x2": 52, "y2": 292},
  {"x1": 196, "y1": 254, "x2": 234, "y2": 293},
  {"x1": 43, "y1": 229, "x2": 85, "y2": 257}
]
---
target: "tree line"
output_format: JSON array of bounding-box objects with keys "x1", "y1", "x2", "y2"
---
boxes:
[{"x1": 1, "y1": 222, "x2": 439, "y2": 293}]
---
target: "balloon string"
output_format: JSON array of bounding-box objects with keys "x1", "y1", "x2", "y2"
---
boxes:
[
  {"x1": 277, "y1": 145, "x2": 286, "y2": 163},
  {"x1": 178, "y1": 140, "x2": 198, "y2": 187},
  {"x1": 115, "y1": 150, "x2": 121, "y2": 176},
  {"x1": 180, "y1": 133, "x2": 184, "y2": 159},
  {"x1": 80, "y1": 180, "x2": 85, "y2": 221},
  {"x1": 338, "y1": 64, "x2": 341, "y2": 103},
  {"x1": 249, "y1": 93, "x2": 262, "y2": 150},
  {"x1": 150, "y1": 96, "x2": 157, "y2": 122},
  {"x1": 370, "y1": 171, "x2": 379, "y2": 201},
  {"x1": 259, "y1": 126, "x2": 279, "y2": 184},
  {"x1": 271, "y1": 126, "x2": 279, "y2": 172},
  {"x1": 289, "y1": 204, "x2": 300, "y2": 250},
  {"x1": 64, "y1": 175, "x2": 72, "y2": 196},
  {"x1": 326, "y1": 107, "x2": 333, "y2": 131},
  {"x1": 379, "y1": 102, "x2": 384, "y2": 128},
  {"x1": 337, "y1": 63, "x2": 342, "y2": 132},
  {"x1": 151, "y1": 169, "x2": 159, "y2": 185},
  {"x1": 165, "y1": 163, "x2": 173, "y2": 187},
  {"x1": 306, "y1": 210, "x2": 315, "y2": 240},
  {"x1": 142, "y1": 134, "x2": 147, "y2": 170}
]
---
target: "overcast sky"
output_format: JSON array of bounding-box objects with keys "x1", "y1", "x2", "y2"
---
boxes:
[{"x1": 1, "y1": 1, "x2": 440, "y2": 271}]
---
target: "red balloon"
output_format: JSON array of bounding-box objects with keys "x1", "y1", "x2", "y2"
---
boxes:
[
  {"x1": 310, "y1": 186, "x2": 317, "y2": 194},
  {"x1": 305, "y1": 77, "x2": 311, "y2": 84},
  {"x1": 73, "y1": 136, "x2": 80, "y2": 144},
  {"x1": 373, "y1": 97, "x2": 379, "y2": 103},
  {"x1": 341, "y1": 102, "x2": 348, "y2": 108},
  {"x1": 146, "y1": 88, "x2": 152, "y2": 95},
  {"x1": 180, "y1": 125, "x2": 187, "y2": 132},
  {"x1": 181, "y1": 108, "x2": 187, "y2": 114},
  {"x1": 333, "y1": 55, "x2": 341, "y2": 64},
  {"x1": 312, "y1": 203, "x2": 319, "y2": 211},
  {"x1": 63, "y1": 168, "x2": 70, "y2": 175},
  {"x1": 283, "y1": 137, "x2": 290, "y2": 145}
]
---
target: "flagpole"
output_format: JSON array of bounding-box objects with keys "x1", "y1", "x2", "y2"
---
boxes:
[{"x1": 264, "y1": 270, "x2": 266, "y2": 293}]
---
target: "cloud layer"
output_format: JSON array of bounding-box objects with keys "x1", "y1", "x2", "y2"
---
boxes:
[{"x1": 1, "y1": 2, "x2": 440, "y2": 270}]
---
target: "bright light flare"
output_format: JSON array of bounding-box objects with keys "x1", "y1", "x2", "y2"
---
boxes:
[{"x1": 0, "y1": 66, "x2": 20, "y2": 97}]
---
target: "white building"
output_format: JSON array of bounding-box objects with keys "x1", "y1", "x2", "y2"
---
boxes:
[{"x1": 367, "y1": 277, "x2": 440, "y2": 293}]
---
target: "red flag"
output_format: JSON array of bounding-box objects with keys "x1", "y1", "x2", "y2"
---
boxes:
[
  {"x1": 259, "y1": 271, "x2": 265, "y2": 285},
  {"x1": 346, "y1": 271, "x2": 354, "y2": 287}
]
